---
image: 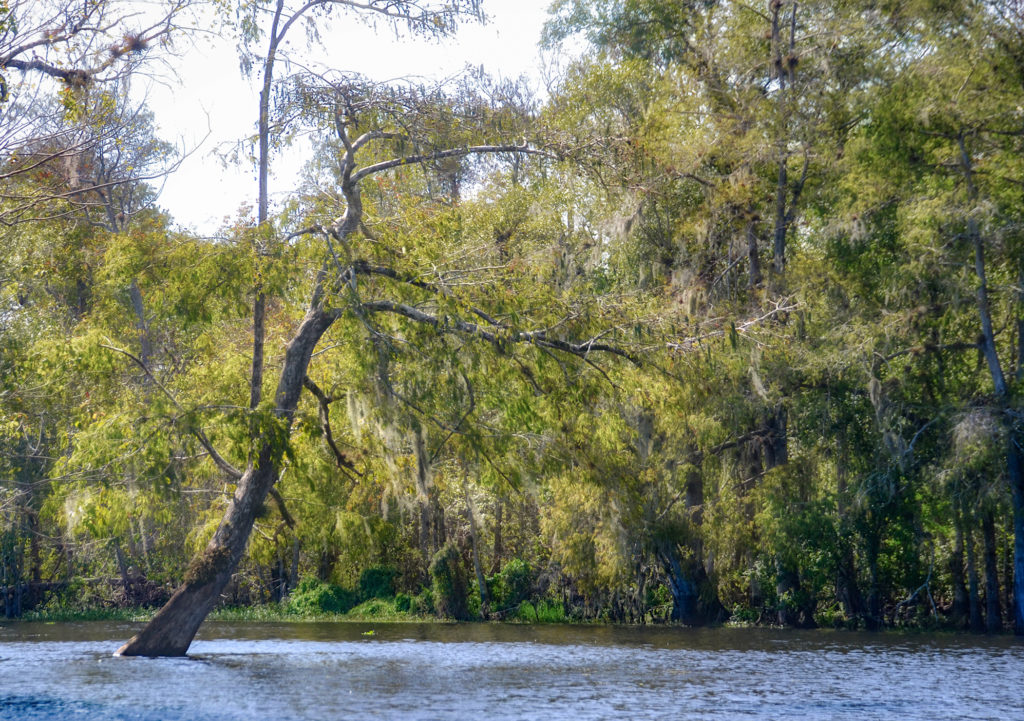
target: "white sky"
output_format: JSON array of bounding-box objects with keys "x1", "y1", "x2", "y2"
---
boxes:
[{"x1": 145, "y1": 0, "x2": 559, "y2": 234}]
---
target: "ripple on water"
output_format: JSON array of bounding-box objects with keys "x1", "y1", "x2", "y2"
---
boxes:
[{"x1": 0, "y1": 623, "x2": 1022, "y2": 721}]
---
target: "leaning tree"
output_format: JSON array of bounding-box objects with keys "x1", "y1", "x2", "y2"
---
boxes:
[{"x1": 114, "y1": 0, "x2": 639, "y2": 656}]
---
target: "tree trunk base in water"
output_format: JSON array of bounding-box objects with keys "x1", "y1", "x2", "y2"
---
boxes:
[{"x1": 115, "y1": 576, "x2": 225, "y2": 657}]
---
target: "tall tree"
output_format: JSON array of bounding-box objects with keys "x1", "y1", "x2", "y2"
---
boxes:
[{"x1": 115, "y1": 0, "x2": 640, "y2": 655}]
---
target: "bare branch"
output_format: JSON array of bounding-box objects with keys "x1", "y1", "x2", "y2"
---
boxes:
[
  {"x1": 666, "y1": 301, "x2": 799, "y2": 352},
  {"x1": 351, "y1": 144, "x2": 554, "y2": 184},
  {"x1": 268, "y1": 487, "x2": 296, "y2": 528},
  {"x1": 302, "y1": 376, "x2": 361, "y2": 474}
]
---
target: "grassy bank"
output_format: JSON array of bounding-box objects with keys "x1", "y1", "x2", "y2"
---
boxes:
[{"x1": 15, "y1": 598, "x2": 569, "y2": 625}]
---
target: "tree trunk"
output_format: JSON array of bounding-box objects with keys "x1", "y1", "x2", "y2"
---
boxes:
[
  {"x1": 462, "y1": 478, "x2": 489, "y2": 615},
  {"x1": 766, "y1": 404, "x2": 788, "y2": 469},
  {"x1": 966, "y1": 525, "x2": 985, "y2": 633},
  {"x1": 775, "y1": 559, "x2": 800, "y2": 626},
  {"x1": 658, "y1": 462, "x2": 722, "y2": 625},
  {"x1": 414, "y1": 428, "x2": 434, "y2": 564},
  {"x1": 950, "y1": 511, "x2": 969, "y2": 627},
  {"x1": 746, "y1": 217, "x2": 761, "y2": 289},
  {"x1": 1009, "y1": 432, "x2": 1024, "y2": 634},
  {"x1": 983, "y1": 510, "x2": 1002, "y2": 632},
  {"x1": 490, "y1": 499, "x2": 503, "y2": 574},
  {"x1": 128, "y1": 279, "x2": 152, "y2": 373},
  {"x1": 835, "y1": 435, "x2": 864, "y2": 622},
  {"x1": 117, "y1": 305, "x2": 336, "y2": 656},
  {"x1": 864, "y1": 533, "x2": 882, "y2": 630},
  {"x1": 117, "y1": 455, "x2": 280, "y2": 656},
  {"x1": 836, "y1": 543, "x2": 863, "y2": 622},
  {"x1": 113, "y1": 541, "x2": 131, "y2": 594},
  {"x1": 770, "y1": 0, "x2": 797, "y2": 277},
  {"x1": 659, "y1": 546, "x2": 702, "y2": 624},
  {"x1": 960, "y1": 134, "x2": 1023, "y2": 634},
  {"x1": 289, "y1": 537, "x2": 300, "y2": 594}
]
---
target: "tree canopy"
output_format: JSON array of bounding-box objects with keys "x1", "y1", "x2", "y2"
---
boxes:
[{"x1": 2, "y1": 0, "x2": 1024, "y2": 653}]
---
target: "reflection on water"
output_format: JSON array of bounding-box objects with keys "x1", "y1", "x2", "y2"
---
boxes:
[{"x1": 1, "y1": 621, "x2": 1022, "y2": 720}]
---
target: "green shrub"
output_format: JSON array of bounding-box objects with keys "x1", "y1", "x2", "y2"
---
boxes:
[
  {"x1": 467, "y1": 585, "x2": 482, "y2": 618},
  {"x1": 412, "y1": 588, "x2": 434, "y2": 615},
  {"x1": 488, "y1": 558, "x2": 533, "y2": 611},
  {"x1": 347, "y1": 598, "x2": 393, "y2": 619},
  {"x1": 359, "y1": 566, "x2": 398, "y2": 600},
  {"x1": 646, "y1": 583, "x2": 672, "y2": 609},
  {"x1": 728, "y1": 605, "x2": 759, "y2": 625},
  {"x1": 394, "y1": 592, "x2": 412, "y2": 613},
  {"x1": 286, "y1": 577, "x2": 358, "y2": 615},
  {"x1": 514, "y1": 599, "x2": 566, "y2": 623},
  {"x1": 429, "y1": 542, "x2": 469, "y2": 620}
]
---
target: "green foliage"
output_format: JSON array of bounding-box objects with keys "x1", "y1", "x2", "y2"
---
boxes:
[
  {"x1": 3, "y1": 0, "x2": 1023, "y2": 635},
  {"x1": 429, "y1": 542, "x2": 469, "y2": 620},
  {"x1": 345, "y1": 598, "x2": 397, "y2": 619},
  {"x1": 412, "y1": 588, "x2": 435, "y2": 616},
  {"x1": 487, "y1": 558, "x2": 533, "y2": 611},
  {"x1": 514, "y1": 600, "x2": 567, "y2": 624},
  {"x1": 359, "y1": 566, "x2": 398, "y2": 600},
  {"x1": 286, "y1": 578, "x2": 359, "y2": 616}
]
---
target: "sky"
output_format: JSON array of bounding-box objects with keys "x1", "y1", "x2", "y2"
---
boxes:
[{"x1": 145, "y1": 0, "x2": 560, "y2": 234}]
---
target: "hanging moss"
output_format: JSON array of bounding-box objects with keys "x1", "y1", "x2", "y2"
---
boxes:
[{"x1": 429, "y1": 542, "x2": 469, "y2": 620}]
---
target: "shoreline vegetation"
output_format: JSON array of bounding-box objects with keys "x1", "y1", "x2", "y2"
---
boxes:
[
  {"x1": 8, "y1": 571, "x2": 1002, "y2": 633},
  {"x1": 4, "y1": 1, "x2": 1024, "y2": 653},
  {"x1": 11, "y1": 602, "x2": 1005, "y2": 634}
]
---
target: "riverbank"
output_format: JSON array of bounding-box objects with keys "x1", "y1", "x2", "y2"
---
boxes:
[
  {"x1": 16, "y1": 597, "x2": 570, "y2": 626},
  {"x1": 14, "y1": 602, "x2": 1005, "y2": 636}
]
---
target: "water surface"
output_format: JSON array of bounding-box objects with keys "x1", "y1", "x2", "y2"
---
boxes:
[{"x1": 1, "y1": 621, "x2": 1021, "y2": 720}]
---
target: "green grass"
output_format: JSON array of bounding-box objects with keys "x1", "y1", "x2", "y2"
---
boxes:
[
  {"x1": 512, "y1": 600, "x2": 567, "y2": 623},
  {"x1": 207, "y1": 599, "x2": 429, "y2": 623},
  {"x1": 18, "y1": 596, "x2": 577, "y2": 626},
  {"x1": 19, "y1": 607, "x2": 156, "y2": 623},
  {"x1": 208, "y1": 604, "x2": 298, "y2": 622},
  {"x1": 344, "y1": 598, "x2": 432, "y2": 621}
]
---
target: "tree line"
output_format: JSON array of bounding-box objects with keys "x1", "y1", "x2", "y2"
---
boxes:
[{"x1": 1, "y1": 0, "x2": 1022, "y2": 654}]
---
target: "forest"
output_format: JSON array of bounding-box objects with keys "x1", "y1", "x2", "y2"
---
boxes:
[{"x1": 1, "y1": 0, "x2": 1023, "y2": 653}]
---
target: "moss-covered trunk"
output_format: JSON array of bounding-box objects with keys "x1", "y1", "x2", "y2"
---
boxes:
[{"x1": 117, "y1": 305, "x2": 336, "y2": 656}]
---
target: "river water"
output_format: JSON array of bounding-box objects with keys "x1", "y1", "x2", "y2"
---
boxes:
[{"x1": 1, "y1": 621, "x2": 1021, "y2": 720}]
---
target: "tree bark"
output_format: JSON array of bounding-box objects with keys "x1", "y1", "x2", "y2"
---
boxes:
[
  {"x1": 658, "y1": 546, "x2": 702, "y2": 624},
  {"x1": 248, "y1": 0, "x2": 286, "y2": 419},
  {"x1": 414, "y1": 429, "x2": 435, "y2": 564},
  {"x1": 746, "y1": 216, "x2": 761, "y2": 289},
  {"x1": 658, "y1": 462, "x2": 722, "y2": 625},
  {"x1": 1008, "y1": 433, "x2": 1024, "y2": 634},
  {"x1": 775, "y1": 559, "x2": 800, "y2": 626},
  {"x1": 491, "y1": 499, "x2": 503, "y2": 574},
  {"x1": 950, "y1": 509, "x2": 969, "y2": 627},
  {"x1": 128, "y1": 279, "x2": 152, "y2": 374},
  {"x1": 966, "y1": 524, "x2": 985, "y2": 633},
  {"x1": 959, "y1": 134, "x2": 1024, "y2": 634},
  {"x1": 770, "y1": 1, "x2": 797, "y2": 277},
  {"x1": 462, "y1": 478, "x2": 489, "y2": 615},
  {"x1": 864, "y1": 532, "x2": 882, "y2": 630},
  {"x1": 983, "y1": 510, "x2": 1002, "y2": 632},
  {"x1": 835, "y1": 434, "x2": 865, "y2": 621},
  {"x1": 117, "y1": 305, "x2": 337, "y2": 656}
]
